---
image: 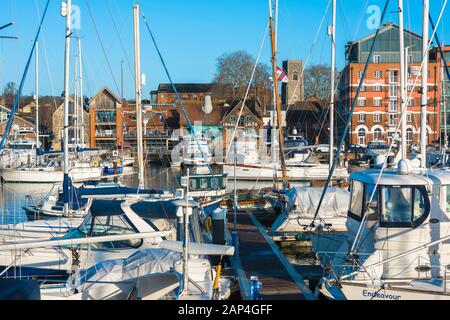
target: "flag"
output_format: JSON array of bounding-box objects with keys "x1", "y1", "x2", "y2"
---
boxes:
[{"x1": 277, "y1": 67, "x2": 289, "y2": 83}]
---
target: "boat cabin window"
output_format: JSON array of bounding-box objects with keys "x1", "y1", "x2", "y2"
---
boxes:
[
  {"x1": 446, "y1": 186, "x2": 450, "y2": 212},
  {"x1": 64, "y1": 213, "x2": 142, "y2": 249},
  {"x1": 380, "y1": 186, "x2": 428, "y2": 228},
  {"x1": 349, "y1": 181, "x2": 379, "y2": 220},
  {"x1": 364, "y1": 183, "x2": 379, "y2": 220},
  {"x1": 349, "y1": 180, "x2": 364, "y2": 219}
]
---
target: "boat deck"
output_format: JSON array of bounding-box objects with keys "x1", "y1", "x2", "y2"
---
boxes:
[{"x1": 228, "y1": 209, "x2": 316, "y2": 300}]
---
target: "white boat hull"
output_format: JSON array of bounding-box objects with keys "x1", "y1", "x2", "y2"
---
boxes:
[
  {"x1": 223, "y1": 163, "x2": 348, "y2": 182},
  {"x1": 0, "y1": 167, "x2": 103, "y2": 183}
]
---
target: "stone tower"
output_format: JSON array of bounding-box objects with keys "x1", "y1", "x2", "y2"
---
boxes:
[{"x1": 281, "y1": 60, "x2": 304, "y2": 104}]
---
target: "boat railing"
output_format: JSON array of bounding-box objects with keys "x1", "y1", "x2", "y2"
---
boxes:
[{"x1": 318, "y1": 251, "x2": 450, "y2": 291}]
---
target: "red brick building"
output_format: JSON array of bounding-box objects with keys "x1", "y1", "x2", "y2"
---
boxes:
[{"x1": 338, "y1": 23, "x2": 440, "y2": 148}]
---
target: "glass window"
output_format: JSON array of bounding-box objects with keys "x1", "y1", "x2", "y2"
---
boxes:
[
  {"x1": 200, "y1": 178, "x2": 208, "y2": 189},
  {"x1": 64, "y1": 213, "x2": 141, "y2": 249},
  {"x1": 349, "y1": 180, "x2": 364, "y2": 218},
  {"x1": 374, "y1": 128, "x2": 382, "y2": 141},
  {"x1": 373, "y1": 55, "x2": 381, "y2": 63},
  {"x1": 365, "y1": 183, "x2": 379, "y2": 220},
  {"x1": 230, "y1": 115, "x2": 237, "y2": 123},
  {"x1": 189, "y1": 178, "x2": 197, "y2": 189},
  {"x1": 445, "y1": 186, "x2": 450, "y2": 212},
  {"x1": 381, "y1": 187, "x2": 412, "y2": 224},
  {"x1": 245, "y1": 115, "x2": 253, "y2": 122},
  {"x1": 292, "y1": 71, "x2": 299, "y2": 81}
]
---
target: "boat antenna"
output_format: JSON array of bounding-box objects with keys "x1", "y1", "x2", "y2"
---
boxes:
[
  {"x1": 309, "y1": 0, "x2": 390, "y2": 226},
  {"x1": 0, "y1": 1, "x2": 50, "y2": 154}
]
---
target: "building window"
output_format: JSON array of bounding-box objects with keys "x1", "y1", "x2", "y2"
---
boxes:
[
  {"x1": 407, "y1": 97, "x2": 414, "y2": 107},
  {"x1": 357, "y1": 71, "x2": 362, "y2": 78},
  {"x1": 357, "y1": 98, "x2": 366, "y2": 107},
  {"x1": 230, "y1": 115, "x2": 237, "y2": 123},
  {"x1": 374, "y1": 128, "x2": 382, "y2": 141},
  {"x1": 192, "y1": 94, "x2": 198, "y2": 99},
  {"x1": 182, "y1": 93, "x2": 189, "y2": 99},
  {"x1": 373, "y1": 54, "x2": 381, "y2": 63},
  {"x1": 245, "y1": 115, "x2": 253, "y2": 123},
  {"x1": 389, "y1": 114, "x2": 398, "y2": 126},
  {"x1": 388, "y1": 70, "x2": 398, "y2": 83},
  {"x1": 407, "y1": 85, "x2": 413, "y2": 92},
  {"x1": 373, "y1": 98, "x2": 382, "y2": 107},
  {"x1": 389, "y1": 85, "x2": 398, "y2": 97},
  {"x1": 373, "y1": 70, "x2": 382, "y2": 78},
  {"x1": 389, "y1": 99, "x2": 398, "y2": 112},
  {"x1": 408, "y1": 54, "x2": 413, "y2": 63},
  {"x1": 406, "y1": 128, "x2": 413, "y2": 145},
  {"x1": 373, "y1": 113, "x2": 381, "y2": 123},
  {"x1": 292, "y1": 71, "x2": 299, "y2": 81},
  {"x1": 357, "y1": 128, "x2": 366, "y2": 145},
  {"x1": 407, "y1": 113, "x2": 412, "y2": 123},
  {"x1": 374, "y1": 85, "x2": 382, "y2": 92},
  {"x1": 357, "y1": 114, "x2": 366, "y2": 123},
  {"x1": 360, "y1": 85, "x2": 366, "y2": 92}
]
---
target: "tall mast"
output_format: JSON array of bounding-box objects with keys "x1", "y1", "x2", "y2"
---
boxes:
[
  {"x1": 133, "y1": 4, "x2": 145, "y2": 188},
  {"x1": 78, "y1": 37, "x2": 85, "y2": 149},
  {"x1": 329, "y1": 0, "x2": 336, "y2": 171},
  {"x1": 420, "y1": 0, "x2": 429, "y2": 168},
  {"x1": 35, "y1": 40, "x2": 39, "y2": 164},
  {"x1": 268, "y1": 0, "x2": 288, "y2": 187},
  {"x1": 62, "y1": 0, "x2": 72, "y2": 217},
  {"x1": 443, "y1": 52, "x2": 448, "y2": 153},
  {"x1": 399, "y1": 0, "x2": 407, "y2": 158}
]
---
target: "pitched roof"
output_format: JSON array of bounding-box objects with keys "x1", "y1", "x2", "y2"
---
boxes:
[
  {"x1": 285, "y1": 98, "x2": 327, "y2": 112},
  {"x1": 180, "y1": 102, "x2": 226, "y2": 126},
  {"x1": 157, "y1": 83, "x2": 213, "y2": 94},
  {"x1": 89, "y1": 86, "x2": 122, "y2": 104}
]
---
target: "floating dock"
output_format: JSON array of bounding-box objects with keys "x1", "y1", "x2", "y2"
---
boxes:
[{"x1": 228, "y1": 209, "x2": 317, "y2": 300}]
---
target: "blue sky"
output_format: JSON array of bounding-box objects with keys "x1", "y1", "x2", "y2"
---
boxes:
[{"x1": 0, "y1": 0, "x2": 448, "y2": 99}]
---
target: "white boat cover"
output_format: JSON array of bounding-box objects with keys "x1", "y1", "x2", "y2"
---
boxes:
[
  {"x1": 291, "y1": 187, "x2": 350, "y2": 218},
  {"x1": 78, "y1": 248, "x2": 180, "y2": 289}
]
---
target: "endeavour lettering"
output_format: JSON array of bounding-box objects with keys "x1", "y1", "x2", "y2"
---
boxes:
[{"x1": 362, "y1": 289, "x2": 401, "y2": 300}]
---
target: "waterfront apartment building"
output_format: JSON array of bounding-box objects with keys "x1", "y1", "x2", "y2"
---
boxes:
[
  {"x1": 88, "y1": 87, "x2": 123, "y2": 150},
  {"x1": 430, "y1": 46, "x2": 450, "y2": 145},
  {"x1": 338, "y1": 23, "x2": 440, "y2": 148}
]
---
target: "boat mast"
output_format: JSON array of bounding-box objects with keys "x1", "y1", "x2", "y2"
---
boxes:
[
  {"x1": 329, "y1": 0, "x2": 336, "y2": 172},
  {"x1": 133, "y1": 4, "x2": 145, "y2": 188},
  {"x1": 399, "y1": 0, "x2": 407, "y2": 158},
  {"x1": 268, "y1": 0, "x2": 288, "y2": 187},
  {"x1": 420, "y1": 0, "x2": 429, "y2": 168},
  {"x1": 62, "y1": 0, "x2": 72, "y2": 217},
  {"x1": 78, "y1": 37, "x2": 85, "y2": 150},
  {"x1": 443, "y1": 52, "x2": 448, "y2": 154},
  {"x1": 35, "y1": 40, "x2": 39, "y2": 164}
]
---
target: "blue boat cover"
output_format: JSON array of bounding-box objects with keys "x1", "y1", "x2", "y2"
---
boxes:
[{"x1": 90, "y1": 199, "x2": 125, "y2": 217}]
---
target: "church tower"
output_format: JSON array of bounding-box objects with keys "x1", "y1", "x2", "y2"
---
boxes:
[{"x1": 281, "y1": 60, "x2": 304, "y2": 104}]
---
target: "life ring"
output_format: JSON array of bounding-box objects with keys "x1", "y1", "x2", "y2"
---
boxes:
[{"x1": 92, "y1": 160, "x2": 99, "y2": 167}]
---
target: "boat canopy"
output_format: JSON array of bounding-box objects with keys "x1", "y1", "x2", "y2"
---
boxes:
[
  {"x1": 292, "y1": 187, "x2": 350, "y2": 218},
  {"x1": 90, "y1": 199, "x2": 124, "y2": 217}
]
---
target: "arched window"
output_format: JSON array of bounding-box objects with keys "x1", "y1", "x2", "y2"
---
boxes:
[
  {"x1": 357, "y1": 128, "x2": 366, "y2": 145},
  {"x1": 406, "y1": 128, "x2": 413, "y2": 145},
  {"x1": 373, "y1": 128, "x2": 382, "y2": 141},
  {"x1": 292, "y1": 71, "x2": 299, "y2": 81}
]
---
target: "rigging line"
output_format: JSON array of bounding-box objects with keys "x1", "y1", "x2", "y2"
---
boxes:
[
  {"x1": 224, "y1": 20, "x2": 270, "y2": 160},
  {"x1": 104, "y1": 0, "x2": 134, "y2": 77},
  {"x1": 139, "y1": 8, "x2": 216, "y2": 179},
  {"x1": 34, "y1": 0, "x2": 59, "y2": 112},
  {"x1": 0, "y1": 0, "x2": 50, "y2": 153},
  {"x1": 310, "y1": 0, "x2": 391, "y2": 226},
  {"x1": 84, "y1": 0, "x2": 121, "y2": 95},
  {"x1": 351, "y1": 0, "x2": 448, "y2": 255},
  {"x1": 285, "y1": 0, "x2": 331, "y2": 114}
]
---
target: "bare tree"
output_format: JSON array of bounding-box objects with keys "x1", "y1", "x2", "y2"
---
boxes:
[
  {"x1": 213, "y1": 51, "x2": 271, "y2": 103},
  {"x1": 304, "y1": 64, "x2": 337, "y2": 100}
]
